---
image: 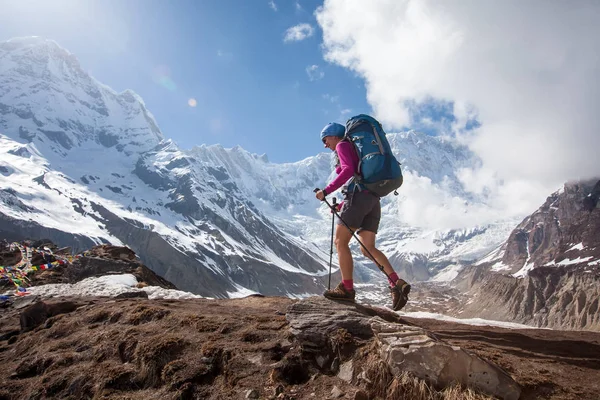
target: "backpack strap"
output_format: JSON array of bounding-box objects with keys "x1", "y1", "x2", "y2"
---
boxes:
[
  {"x1": 369, "y1": 121, "x2": 385, "y2": 155},
  {"x1": 345, "y1": 137, "x2": 365, "y2": 193}
]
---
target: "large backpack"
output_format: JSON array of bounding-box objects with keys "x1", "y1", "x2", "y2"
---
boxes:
[{"x1": 344, "y1": 114, "x2": 403, "y2": 197}]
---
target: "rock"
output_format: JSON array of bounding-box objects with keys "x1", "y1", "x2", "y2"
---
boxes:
[
  {"x1": 330, "y1": 386, "x2": 344, "y2": 398},
  {"x1": 315, "y1": 355, "x2": 328, "y2": 368},
  {"x1": 55, "y1": 246, "x2": 72, "y2": 255},
  {"x1": 115, "y1": 291, "x2": 149, "y2": 299},
  {"x1": 337, "y1": 360, "x2": 353, "y2": 382},
  {"x1": 274, "y1": 384, "x2": 284, "y2": 396},
  {"x1": 19, "y1": 302, "x2": 52, "y2": 331},
  {"x1": 371, "y1": 319, "x2": 521, "y2": 400},
  {"x1": 0, "y1": 242, "x2": 22, "y2": 266},
  {"x1": 13, "y1": 295, "x2": 40, "y2": 310},
  {"x1": 86, "y1": 244, "x2": 137, "y2": 261},
  {"x1": 271, "y1": 355, "x2": 310, "y2": 385},
  {"x1": 286, "y1": 296, "x2": 373, "y2": 349},
  {"x1": 67, "y1": 251, "x2": 176, "y2": 289},
  {"x1": 0, "y1": 240, "x2": 178, "y2": 291},
  {"x1": 288, "y1": 296, "x2": 520, "y2": 398},
  {"x1": 330, "y1": 357, "x2": 339, "y2": 373},
  {"x1": 0, "y1": 296, "x2": 11, "y2": 309},
  {"x1": 357, "y1": 370, "x2": 372, "y2": 385},
  {"x1": 245, "y1": 389, "x2": 259, "y2": 399},
  {"x1": 353, "y1": 390, "x2": 369, "y2": 400},
  {"x1": 20, "y1": 301, "x2": 79, "y2": 332}
]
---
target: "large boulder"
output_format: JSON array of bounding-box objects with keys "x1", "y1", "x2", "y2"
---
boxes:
[
  {"x1": 286, "y1": 297, "x2": 520, "y2": 399},
  {"x1": 371, "y1": 319, "x2": 520, "y2": 400}
]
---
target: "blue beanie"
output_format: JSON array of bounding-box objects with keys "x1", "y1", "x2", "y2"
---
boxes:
[{"x1": 320, "y1": 122, "x2": 345, "y2": 141}]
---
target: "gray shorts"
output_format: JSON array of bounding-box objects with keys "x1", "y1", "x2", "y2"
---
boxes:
[{"x1": 338, "y1": 191, "x2": 381, "y2": 233}]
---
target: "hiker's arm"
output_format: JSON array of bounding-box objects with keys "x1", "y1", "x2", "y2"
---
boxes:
[{"x1": 323, "y1": 142, "x2": 357, "y2": 195}]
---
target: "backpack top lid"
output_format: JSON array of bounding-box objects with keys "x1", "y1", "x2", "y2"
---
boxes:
[
  {"x1": 320, "y1": 122, "x2": 346, "y2": 141},
  {"x1": 345, "y1": 114, "x2": 381, "y2": 132}
]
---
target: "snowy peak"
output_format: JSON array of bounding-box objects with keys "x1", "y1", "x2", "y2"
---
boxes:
[
  {"x1": 390, "y1": 130, "x2": 477, "y2": 194},
  {"x1": 0, "y1": 37, "x2": 77, "y2": 69},
  {"x1": 482, "y1": 178, "x2": 600, "y2": 276},
  {"x1": 188, "y1": 143, "x2": 332, "y2": 214},
  {"x1": 0, "y1": 37, "x2": 163, "y2": 157}
]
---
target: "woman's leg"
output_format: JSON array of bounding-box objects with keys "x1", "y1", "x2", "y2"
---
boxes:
[
  {"x1": 358, "y1": 229, "x2": 410, "y2": 311},
  {"x1": 357, "y1": 230, "x2": 396, "y2": 276},
  {"x1": 335, "y1": 223, "x2": 355, "y2": 280},
  {"x1": 323, "y1": 223, "x2": 357, "y2": 301}
]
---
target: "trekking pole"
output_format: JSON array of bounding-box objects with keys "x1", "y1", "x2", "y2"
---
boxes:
[
  {"x1": 327, "y1": 197, "x2": 337, "y2": 290},
  {"x1": 314, "y1": 188, "x2": 392, "y2": 282}
]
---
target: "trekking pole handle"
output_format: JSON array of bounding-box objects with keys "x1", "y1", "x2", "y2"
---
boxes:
[{"x1": 314, "y1": 188, "x2": 336, "y2": 210}]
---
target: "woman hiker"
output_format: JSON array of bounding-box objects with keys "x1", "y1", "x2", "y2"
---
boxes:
[{"x1": 315, "y1": 122, "x2": 411, "y2": 311}]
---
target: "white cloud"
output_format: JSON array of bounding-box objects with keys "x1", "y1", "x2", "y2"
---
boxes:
[
  {"x1": 306, "y1": 64, "x2": 325, "y2": 81},
  {"x1": 316, "y1": 0, "x2": 600, "y2": 220},
  {"x1": 390, "y1": 170, "x2": 536, "y2": 230},
  {"x1": 268, "y1": 0, "x2": 277, "y2": 11},
  {"x1": 284, "y1": 23, "x2": 314, "y2": 43}
]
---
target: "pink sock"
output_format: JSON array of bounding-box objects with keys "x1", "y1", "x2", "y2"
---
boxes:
[
  {"x1": 388, "y1": 272, "x2": 399, "y2": 286},
  {"x1": 342, "y1": 279, "x2": 354, "y2": 291}
]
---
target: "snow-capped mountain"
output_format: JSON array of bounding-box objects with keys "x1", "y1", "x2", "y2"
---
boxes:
[
  {"x1": 476, "y1": 178, "x2": 600, "y2": 276},
  {"x1": 448, "y1": 178, "x2": 600, "y2": 330},
  {"x1": 0, "y1": 37, "x2": 515, "y2": 298}
]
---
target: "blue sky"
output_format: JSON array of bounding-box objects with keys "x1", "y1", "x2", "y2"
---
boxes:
[
  {"x1": 1, "y1": 0, "x2": 597, "y2": 216},
  {"x1": 0, "y1": 0, "x2": 375, "y2": 163}
]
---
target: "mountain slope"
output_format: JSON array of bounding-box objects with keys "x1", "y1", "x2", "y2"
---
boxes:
[
  {"x1": 0, "y1": 37, "x2": 328, "y2": 298},
  {"x1": 452, "y1": 179, "x2": 600, "y2": 330}
]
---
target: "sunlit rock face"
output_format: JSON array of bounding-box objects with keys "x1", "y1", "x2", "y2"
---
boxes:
[{"x1": 453, "y1": 179, "x2": 600, "y2": 331}]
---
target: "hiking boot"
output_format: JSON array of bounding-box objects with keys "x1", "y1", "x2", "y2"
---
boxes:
[
  {"x1": 323, "y1": 282, "x2": 355, "y2": 302},
  {"x1": 391, "y1": 279, "x2": 411, "y2": 311}
]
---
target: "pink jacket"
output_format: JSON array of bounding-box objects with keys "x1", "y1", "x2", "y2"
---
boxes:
[{"x1": 324, "y1": 140, "x2": 359, "y2": 195}]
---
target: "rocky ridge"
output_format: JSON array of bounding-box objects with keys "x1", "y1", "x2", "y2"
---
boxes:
[
  {"x1": 0, "y1": 240, "x2": 176, "y2": 293},
  {"x1": 449, "y1": 179, "x2": 600, "y2": 330}
]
